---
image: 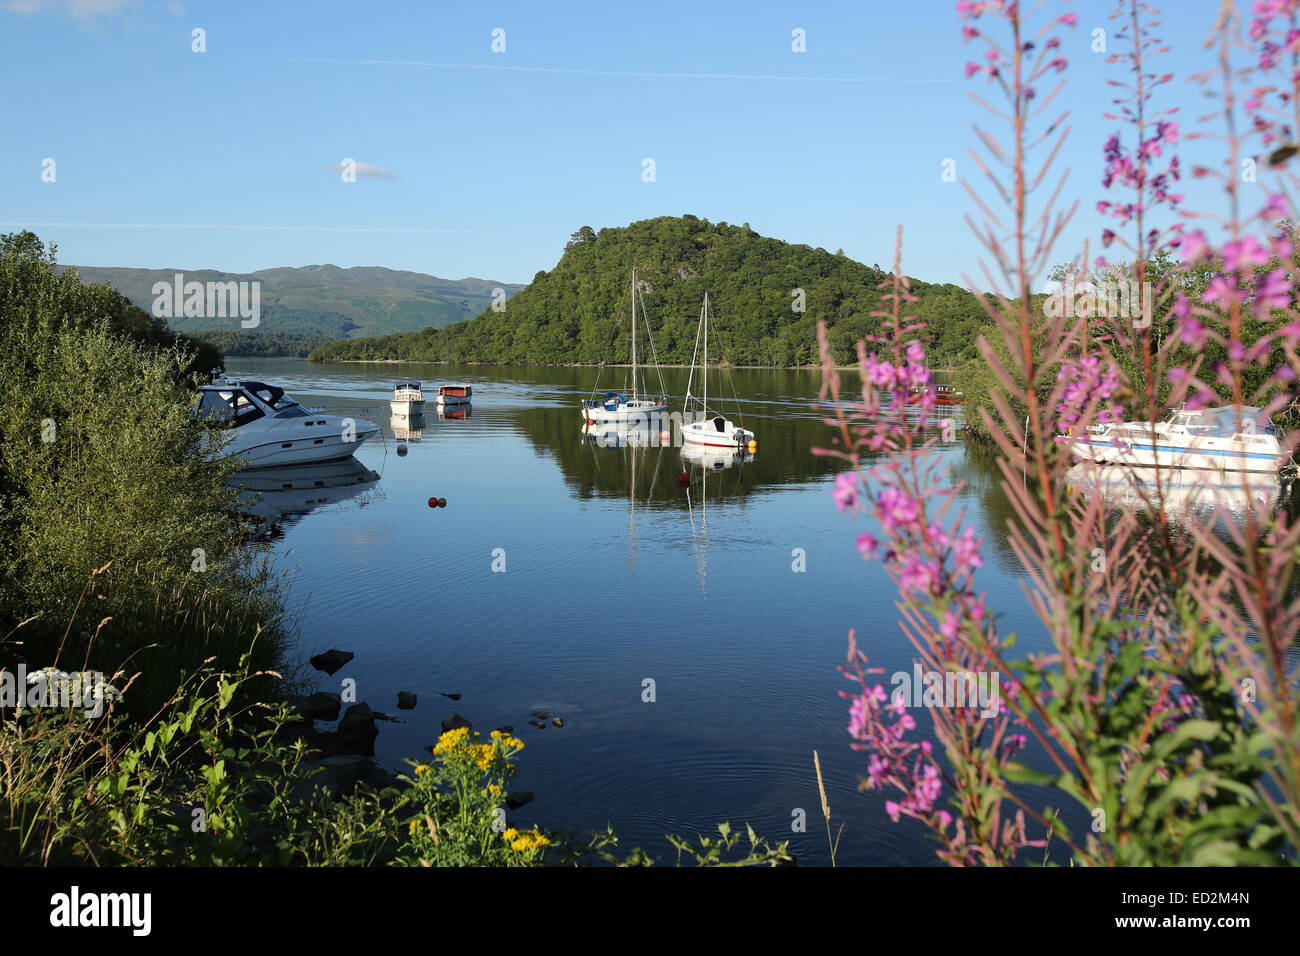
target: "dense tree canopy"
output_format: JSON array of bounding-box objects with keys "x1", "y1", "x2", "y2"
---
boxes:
[{"x1": 310, "y1": 216, "x2": 993, "y2": 368}]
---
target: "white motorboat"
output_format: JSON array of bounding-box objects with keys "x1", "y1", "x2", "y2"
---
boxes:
[
  {"x1": 193, "y1": 373, "x2": 379, "y2": 467},
  {"x1": 390, "y1": 381, "x2": 426, "y2": 415},
  {"x1": 680, "y1": 293, "x2": 756, "y2": 450},
  {"x1": 1069, "y1": 405, "x2": 1289, "y2": 476},
  {"x1": 436, "y1": 385, "x2": 473, "y2": 406},
  {"x1": 582, "y1": 269, "x2": 668, "y2": 428}
]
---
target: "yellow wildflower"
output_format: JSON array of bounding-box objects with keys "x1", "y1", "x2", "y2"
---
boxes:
[
  {"x1": 413, "y1": 763, "x2": 431, "y2": 775},
  {"x1": 510, "y1": 829, "x2": 551, "y2": 852},
  {"x1": 502, "y1": 828, "x2": 520, "y2": 841},
  {"x1": 487, "y1": 783, "x2": 503, "y2": 795},
  {"x1": 433, "y1": 727, "x2": 471, "y2": 755}
]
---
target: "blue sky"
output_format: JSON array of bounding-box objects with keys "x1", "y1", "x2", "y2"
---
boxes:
[{"x1": 0, "y1": 1, "x2": 1249, "y2": 286}]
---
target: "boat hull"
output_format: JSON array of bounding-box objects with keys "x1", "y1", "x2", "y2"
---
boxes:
[
  {"x1": 1071, "y1": 436, "x2": 1282, "y2": 475},
  {"x1": 581, "y1": 402, "x2": 668, "y2": 426},
  {"x1": 390, "y1": 400, "x2": 425, "y2": 414},
  {"x1": 211, "y1": 423, "x2": 379, "y2": 468},
  {"x1": 682, "y1": 419, "x2": 754, "y2": 448}
]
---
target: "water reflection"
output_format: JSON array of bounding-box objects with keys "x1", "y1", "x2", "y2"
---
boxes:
[
  {"x1": 391, "y1": 412, "x2": 425, "y2": 442},
  {"x1": 230, "y1": 457, "x2": 382, "y2": 537},
  {"x1": 1066, "y1": 463, "x2": 1281, "y2": 529},
  {"x1": 437, "y1": 403, "x2": 472, "y2": 422}
]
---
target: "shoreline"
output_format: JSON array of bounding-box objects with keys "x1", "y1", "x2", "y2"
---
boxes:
[{"x1": 297, "y1": 358, "x2": 964, "y2": 373}]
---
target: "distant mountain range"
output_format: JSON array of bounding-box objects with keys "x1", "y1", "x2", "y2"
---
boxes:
[{"x1": 58, "y1": 264, "x2": 526, "y2": 341}]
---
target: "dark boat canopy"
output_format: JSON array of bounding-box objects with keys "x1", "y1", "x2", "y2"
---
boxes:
[{"x1": 393, "y1": 381, "x2": 421, "y2": 389}]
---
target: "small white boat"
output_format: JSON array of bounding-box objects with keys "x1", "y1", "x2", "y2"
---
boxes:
[
  {"x1": 1070, "y1": 405, "x2": 1289, "y2": 476},
  {"x1": 680, "y1": 293, "x2": 755, "y2": 450},
  {"x1": 390, "y1": 381, "x2": 425, "y2": 415},
  {"x1": 437, "y1": 385, "x2": 473, "y2": 406},
  {"x1": 193, "y1": 373, "x2": 379, "y2": 467},
  {"x1": 582, "y1": 270, "x2": 668, "y2": 428}
]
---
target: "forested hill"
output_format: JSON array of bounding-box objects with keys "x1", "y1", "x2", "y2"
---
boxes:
[{"x1": 308, "y1": 216, "x2": 992, "y2": 368}]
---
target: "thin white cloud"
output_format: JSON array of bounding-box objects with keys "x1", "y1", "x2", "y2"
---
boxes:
[
  {"x1": 289, "y1": 56, "x2": 970, "y2": 86},
  {"x1": 321, "y1": 160, "x2": 397, "y2": 180},
  {"x1": 0, "y1": 221, "x2": 490, "y2": 235}
]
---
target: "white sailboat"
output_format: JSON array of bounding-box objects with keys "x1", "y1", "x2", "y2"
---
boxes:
[
  {"x1": 680, "y1": 293, "x2": 756, "y2": 450},
  {"x1": 581, "y1": 269, "x2": 668, "y2": 429}
]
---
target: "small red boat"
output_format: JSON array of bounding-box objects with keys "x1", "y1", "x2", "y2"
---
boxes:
[{"x1": 907, "y1": 384, "x2": 964, "y2": 405}]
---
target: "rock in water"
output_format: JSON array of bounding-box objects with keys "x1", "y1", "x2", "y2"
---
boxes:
[
  {"x1": 505, "y1": 791, "x2": 535, "y2": 810},
  {"x1": 441, "y1": 713, "x2": 472, "y2": 733},
  {"x1": 337, "y1": 702, "x2": 379, "y2": 753},
  {"x1": 441, "y1": 692, "x2": 462, "y2": 701},
  {"x1": 530, "y1": 710, "x2": 550, "y2": 719},
  {"x1": 551, "y1": 717, "x2": 564, "y2": 728},
  {"x1": 528, "y1": 720, "x2": 545, "y2": 730},
  {"x1": 288, "y1": 692, "x2": 341, "y2": 721},
  {"x1": 309, "y1": 649, "x2": 354, "y2": 676},
  {"x1": 495, "y1": 725, "x2": 514, "y2": 735},
  {"x1": 397, "y1": 691, "x2": 417, "y2": 710}
]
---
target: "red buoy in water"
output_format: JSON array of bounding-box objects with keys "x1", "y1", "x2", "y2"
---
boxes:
[
  {"x1": 678, "y1": 471, "x2": 691, "y2": 487},
  {"x1": 437, "y1": 498, "x2": 447, "y2": 508},
  {"x1": 427, "y1": 497, "x2": 439, "y2": 508}
]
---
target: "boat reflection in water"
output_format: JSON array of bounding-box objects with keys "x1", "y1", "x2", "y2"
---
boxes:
[
  {"x1": 437, "y1": 403, "x2": 472, "y2": 422},
  {"x1": 581, "y1": 421, "x2": 670, "y2": 449},
  {"x1": 231, "y1": 457, "x2": 382, "y2": 539},
  {"x1": 680, "y1": 443, "x2": 756, "y2": 599},
  {"x1": 1066, "y1": 463, "x2": 1279, "y2": 530},
  {"x1": 391, "y1": 412, "x2": 425, "y2": 442}
]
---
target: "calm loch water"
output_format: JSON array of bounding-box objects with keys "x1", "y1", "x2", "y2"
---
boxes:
[{"x1": 227, "y1": 357, "x2": 1052, "y2": 866}]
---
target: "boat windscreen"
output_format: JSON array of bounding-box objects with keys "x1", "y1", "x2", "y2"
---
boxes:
[
  {"x1": 241, "y1": 381, "x2": 298, "y2": 410},
  {"x1": 1198, "y1": 406, "x2": 1270, "y2": 437}
]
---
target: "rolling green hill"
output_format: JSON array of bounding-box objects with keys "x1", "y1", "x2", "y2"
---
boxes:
[
  {"x1": 59, "y1": 264, "x2": 525, "y2": 340},
  {"x1": 308, "y1": 216, "x2": 992, "y2": 368}
]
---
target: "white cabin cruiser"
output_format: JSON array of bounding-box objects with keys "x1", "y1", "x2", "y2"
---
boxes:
[
  {"x1": 1070, "y1": 405, "x2": 1289, "y2": 476},
  {"x1": 390, "y1": 381, "x2": 425, "y2": 415},
  {"x1": 193, "y1": 373, "x2": 379, "y2": 467}
]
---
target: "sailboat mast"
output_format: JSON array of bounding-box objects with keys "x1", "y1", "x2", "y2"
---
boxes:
[
  {"x1": 703, "y1": 293, "x2": 708, "y2": 413},
  {"x1": 630, "y1": 270, "x2": 638, "y2": 403}
]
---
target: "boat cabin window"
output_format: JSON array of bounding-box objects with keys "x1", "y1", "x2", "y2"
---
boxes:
[
  {"x1": 195, "y1": 389, "x2": 264, "y2": 426},
  {"x1": 713, "y1": 417, "x2": 726, "y2": 432}
]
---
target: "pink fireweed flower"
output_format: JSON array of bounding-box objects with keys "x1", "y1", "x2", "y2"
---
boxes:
[
  {"x1": 1177, "y1": 316, "x2": 1209, "y2": 349},
  {"x1": 1202, "y1": 275, "x2": 1239, "y2": 311},
  {"x1": 1180, "y1": 230, "x2": 1209, "y2": 263},
  {"x1": 1254, "y1": 268, "x2": 1291, "y2": 318},
  {"x1": 900, "y1": 555, "x2": 941, "y2": 597},
  {"x1": 950, "y1": 525, "x2": 984, "y2": 572},
  {"x1": 833, "y1": 472, "x2": 859, "y2": 512},
  {"x1": 857, "y1": 530, "x2": 878, "y2": 557},
  {"x1": 864, "y1": 353, "x2": 898, "y2": 390},
  {"x1": 1221, "y1": 235, "x2": 1270, "y2": 272},
  {"x1": 876, "y1": 487, "x2": 921, "y2": 533}
]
